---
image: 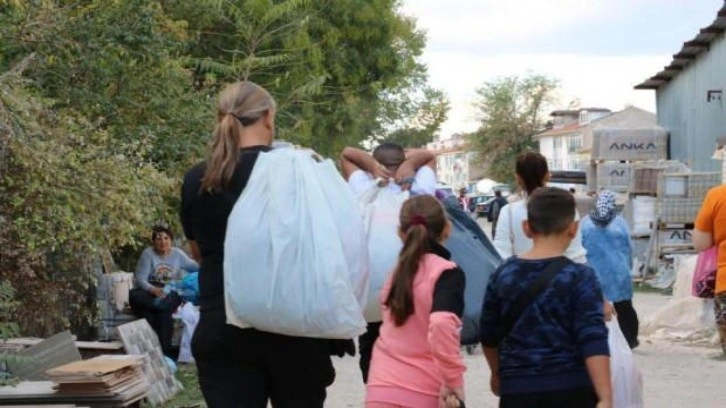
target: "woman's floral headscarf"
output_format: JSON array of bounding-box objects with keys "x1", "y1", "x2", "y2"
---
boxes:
[{"x1": 590, "y1": 190, "x2": 617, "y2": 226}]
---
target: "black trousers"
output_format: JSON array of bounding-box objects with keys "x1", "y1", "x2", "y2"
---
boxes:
[
  {"x1": 128, "y1": 288, "x2": 182, "y2": 359},
  {"x1": 614, "y1": 300, "x2": 640, "y2": 349},
  {"x1": 358, "y1": 321, "x2": 382, "y2": 383},
  {"x1": 192, "y1": 308, "x2": 335, "y2": 408},
  {"x1": 500, "y1": 387, "x2": 598, "y2": 408}
]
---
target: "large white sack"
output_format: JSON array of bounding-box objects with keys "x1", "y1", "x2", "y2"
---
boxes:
[
  {"x1": 357, "y1": 185, "x2": 408, "y2": 322},
  {"x1": 641, "y1": 255, "x2": 718, "y2": 344},
  {"x1": 608, "y1": 319, "x2": 644, "y2": 408},
  {"x1": 316, "y1": 159, "x2": 369, "y2": 309},
  {"x1": 224, "y1": 148, "x2": 367, "y2": 339}
]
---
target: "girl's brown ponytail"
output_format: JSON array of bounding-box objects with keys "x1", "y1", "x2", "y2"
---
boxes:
[{"x1": 385, "y1": 195, "x2": 448, "y2": 326}]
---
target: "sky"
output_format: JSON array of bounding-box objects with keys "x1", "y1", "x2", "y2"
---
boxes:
[{"x1": 400, "y1": 0, "x2": 725, "y2": 138}]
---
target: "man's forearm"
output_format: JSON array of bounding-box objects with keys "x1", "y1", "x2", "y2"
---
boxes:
[
  {"x1": 404, "y1": 149, "x2": 435, "y2": 170},
  {"x1": 342, "y1": 147, "x2": 378, "y2": 173},
  {"x1": 585, "y1": 355, "x2": 612, "y2": 404},
  {"x1": 482, "y1": 345, "x2": 500, "y2": 373}
]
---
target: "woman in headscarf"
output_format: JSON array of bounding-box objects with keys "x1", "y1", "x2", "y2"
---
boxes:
[{"x1": 581, "y1": 190, "x2": 639, "y2": 348}]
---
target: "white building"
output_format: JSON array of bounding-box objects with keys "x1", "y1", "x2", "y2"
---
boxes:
[
  {"x1": 536, "y1": 106, "x2": 656, "y2": 170},
  {"x1": 426, "y1": 134, "x2": 482, "y2": 190}
]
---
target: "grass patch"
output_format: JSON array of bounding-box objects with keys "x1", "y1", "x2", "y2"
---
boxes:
[
  {"x1": 633, "y1": 283, "x2": 672, "y2": 296},
  {"x1": 155, "y1": 364, "x2": 205, "y2": 408}
]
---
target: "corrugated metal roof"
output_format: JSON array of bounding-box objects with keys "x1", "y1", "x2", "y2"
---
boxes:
[{"x1": 635, "y1": 3, "x2": 726, "y2": 90}]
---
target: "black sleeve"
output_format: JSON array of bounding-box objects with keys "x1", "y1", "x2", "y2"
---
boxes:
[
  {"x1": 180, "y1": 165, "x2": 202, "y2": 240},
  {"x1": 432, "y1": 267, "x2": 466, "y2": 318}
]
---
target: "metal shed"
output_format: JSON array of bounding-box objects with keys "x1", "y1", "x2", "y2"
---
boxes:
[{"x1": 635, "y1": 3, "x2": 726, "y2": 172}]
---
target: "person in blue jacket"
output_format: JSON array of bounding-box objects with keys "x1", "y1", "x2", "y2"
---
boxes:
[{"x1": 581, "y1": 190, "x2": 639, "y2": 349}]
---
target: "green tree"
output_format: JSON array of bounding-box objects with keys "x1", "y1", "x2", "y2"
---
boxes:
[
  {"x1": 1, "y1": 0, "x2": 211, "y2": 176},
  {"x1": 0, "y1": 280, "x2": 20, "y2": 385},
  {"x1": 469, "y1": 74, "x2": 559, "y2": 184},
  {"x1": 0, "y1": 0, "x2": 445, "y2": 336},
  {"x1": 165, "y1": 0, "x2": 437, "y2": 156},
  {"x1": 382, "y1": 87, "x2": 449, "y2": 148},
  {"x1": 0, "y1": 57, "x2": 173, "y2": 336}
]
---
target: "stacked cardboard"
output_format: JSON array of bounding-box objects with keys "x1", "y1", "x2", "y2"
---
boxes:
[{"x1": 45, "y1": 355, "x2": 149, "y2": 405}]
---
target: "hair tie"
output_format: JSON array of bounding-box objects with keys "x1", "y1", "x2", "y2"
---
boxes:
[{"x1": 409, "y1": 215, "x2": 427, "y2": 227}]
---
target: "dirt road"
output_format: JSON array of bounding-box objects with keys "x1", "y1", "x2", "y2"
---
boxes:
[{"x1": 326, "y1": 292, "x2": 726, "y2": 407}]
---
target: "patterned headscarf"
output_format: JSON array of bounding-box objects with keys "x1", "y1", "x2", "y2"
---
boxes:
[{"x1": 590, "y1": 190, "x2": 617, "y2": 226}]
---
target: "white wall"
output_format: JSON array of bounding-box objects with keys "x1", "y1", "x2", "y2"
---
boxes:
[
  {"x1": 540, "y1": 134, "x2": 581, "y2": 170},
  {"x1": 436, "y1": 150, "x2": 480, "y2": 187}
]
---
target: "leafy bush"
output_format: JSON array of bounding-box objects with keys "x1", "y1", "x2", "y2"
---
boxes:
[{"x1": 0, "y1": 280, "x2": 20, "y2": 386}]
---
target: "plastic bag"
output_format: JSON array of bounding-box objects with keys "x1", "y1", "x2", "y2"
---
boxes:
[
  {"x1": 224, "y1": 148, "x2": 367, "y2": 339},
  {"x1": 316, "y1": 159, "x2": 369, "y2": 309},
  {"x1": 164, "y1": 356, "x2": 178, "y2": 374},
  {"x1": 641, "y1": 254, "x2": 718, "y2": 345},
  {"x1": 692, "y1": 247, "x2": 717, "y2": 298},
  {"x1": 357, "y1": 184, "x2": 408, "y2": 322},
  {"x1": 179, "y1": 272, "x2": 199, "y2": 305},
  {"x1": 177, "y1": 302, "x2": 199, "y2": 363},
  {"x1": 109, "y1": 272, "x2": 134, "y2": 313},
  {"x1": 441, "y1": 196, "x2": 502, "y2": 345},
  {"x1": 608, "y1": 319, "x2": 644, "y2": 408}
]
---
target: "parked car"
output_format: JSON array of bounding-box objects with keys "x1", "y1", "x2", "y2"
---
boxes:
[
  {"x1": 467, "y1": 194, "x2": 488, "y2": 213},
  {"x1": 473, "y1": 195, "x2": 494, "y2": 217}
]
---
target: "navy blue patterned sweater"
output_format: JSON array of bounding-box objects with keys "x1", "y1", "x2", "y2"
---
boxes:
[{"x1": 479, "y1": 256, "x2": 609, "y2": 395}]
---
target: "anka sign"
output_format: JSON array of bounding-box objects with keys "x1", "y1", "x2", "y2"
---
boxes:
[
  {"x1": 609, "y1": 142, "x2": 658, "y2": 151},
  {"x1": 592, "y1": 128, "x2": 668, "y2": 161}
]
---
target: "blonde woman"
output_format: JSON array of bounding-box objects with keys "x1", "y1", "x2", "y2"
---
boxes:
[{"x1": 180, "y1": 82, "x2": 339, "y2": 407}]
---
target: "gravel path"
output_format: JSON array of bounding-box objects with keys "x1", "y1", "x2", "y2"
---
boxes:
[
  {"x1": 326, "y1": 292, "x2": 726, "y2": 407},
  {"x1": 324, "y1": 218, "x2": 726, "y2": 407}
]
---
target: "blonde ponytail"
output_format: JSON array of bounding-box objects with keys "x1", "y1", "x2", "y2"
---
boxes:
[{"x1": 200, "y1": 81, "x2": 276, "y2": 192}]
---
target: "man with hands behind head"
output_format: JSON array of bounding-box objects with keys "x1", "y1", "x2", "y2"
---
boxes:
[
  {"x1": 341, "y1": 142, "x2": 437, "y2": 383},
  {"x1": 342, "y1": 143, "x2": 437, "y2": 196}
]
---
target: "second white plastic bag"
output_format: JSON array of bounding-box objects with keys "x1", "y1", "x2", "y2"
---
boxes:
[
  {"x1": 224, "y1": 148, "x2": 367, "y2": 339},
  {"x1": 608, "y1": 318, "x2": 644, "y2": 408},
  {"x1": 358, "y1": 184, "x2": 408, "y2": 322}
]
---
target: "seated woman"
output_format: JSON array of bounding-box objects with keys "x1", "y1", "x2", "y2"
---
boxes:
[{"x1": 129, "y1": 223, "x2": 199, "y2": 359}]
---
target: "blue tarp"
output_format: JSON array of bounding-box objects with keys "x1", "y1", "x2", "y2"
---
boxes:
[{"x1": 441, "y1": 196, "x2": 502, "y2": 345}]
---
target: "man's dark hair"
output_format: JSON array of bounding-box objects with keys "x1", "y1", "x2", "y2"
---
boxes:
[
  {"x1": 527, "y1": 187, "x2": 576, "y2": 235},
  {"x1": 494, "y1": 190, "x2": 502, "y2": 197},
  {"x1": 373, "y1": 142, "x2": 405, "y2": 165}
]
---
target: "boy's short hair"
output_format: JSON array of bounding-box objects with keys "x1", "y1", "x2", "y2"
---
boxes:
[
  {"x1": 527, "y1": 187, "x2": 576, "y2": 235},
  {"x1": 373, "y1": 142, "x2": 405, "y2": 166}
]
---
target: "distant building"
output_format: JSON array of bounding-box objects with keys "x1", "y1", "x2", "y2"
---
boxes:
[
  {"x1": 635, "y1": 2, "x2": 726, "y2": 172},
  {"x1": 427, "y1": 134, "x2": 484, "y2": 189},
  {"x1": 536, "y1": 106, "x2": 656, "y2": 170}
]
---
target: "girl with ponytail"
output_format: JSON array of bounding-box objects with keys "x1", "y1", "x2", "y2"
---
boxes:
[{"x1": 366, "y1": 195, "x2": 467, "y2": 408}]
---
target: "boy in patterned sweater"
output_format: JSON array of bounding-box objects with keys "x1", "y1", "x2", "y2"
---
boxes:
[{"x1": 480, "y1": 187, "x2": 612, "y2": 408}]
